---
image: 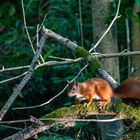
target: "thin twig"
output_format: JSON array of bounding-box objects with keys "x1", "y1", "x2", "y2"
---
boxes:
[
  {"x1": 95, "y1": 50, "x2": 140, "y2": 59},
  {"x1": 0, "y1": 58, "x2": 81, "y2": 73},
  {"x1": 35, "y1": 58, "x2": 82, "y2": 69},
  {"x1": 41, "y1": 117, "x2": 124, "y2": 123},
  {"x1": 0, "y1": 65, "x2": 29, "y2": 73},
  {"x1": 89, "y1": 0, "x2": 121, "y2": 52},
  {"x1": 12, "y1": 64, "x2": 88, "y2": 110},
  {"x1": 1, "y1": 50, "x2": 140, "y2": 84},
  {"x1": 21, "y1": 0, "x2": 46, "y2": 65},
  {"x1": 71, "y1": 64, "x2": 88, "y2": 82},
  {"x1": 0, "y1": 125, "x2": 22, "y2": 130},
  {"x1": 48, "y1": 56, "x2": 78, "y2": 61},
  {"x1": 125, "y1": 18, "x2": 131, "y2": 76},
  {"x1": 0, "y1": 115, "x2": 124, "y2": 125},
  {"x1": 31, "y1": 13, "x2": 47, "y2": 44},
  {"x1": 21, "y1": 0, "x2": 36, "y2": 56},
  {"x1": 0, "y1": 72, "x2": 27, "y2": 84},
  {"x1": 78, "y1": 0, "x2": 84, "y2": 46},
  {"x1": 1, "y1": 50, "x2": 140, "y2": 74},
  {"x1": 130, "y1": 64, "x2": 140, "y2": 76},
  {"x1": 0, "y1": 119, "x2": 30, "y2": 124},
  {"x1": 0, "y1": 59, "x2": 82, "y2": 84}
]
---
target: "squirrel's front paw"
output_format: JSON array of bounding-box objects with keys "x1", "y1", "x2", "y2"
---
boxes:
[{"x1": 83, "y1": 103, "x2": 90, "y2": 107}]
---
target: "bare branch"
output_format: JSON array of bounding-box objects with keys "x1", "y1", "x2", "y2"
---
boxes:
[
  {"x1": 95, "y1": 51, "x2": 140, "y2": 59},
  {"x1": 21, "y1": 0, "x2": 36, "y2": 56},
  {"x1": 0, "y1": 65, "x2": 29, "y2": 73},
  {"x1": 1, "y1": 115, "x2": 125, "y2": 139},
  {"x1": 0, "y1": 119, "x2": 30, "y2": 124},
  {"x1": 2, "y1": 124, "x2": 54, "y2": 140},
  {"x1": 89, "y1": 0, "x2": 121, "y2": 52},
  {"x1": 13, "y1": 64, "x2": 88, "y2": 110},
  {"x1": 0, "y1": 125, "x2": 22, "y2": 131},
  {"x1": 30, "y1": 116, "x2": 45, "y2": 125},
  {"x1": 0, "y1": 72, "x2": 27, "y2": 84},
  {"x1": 0, "y1": 58, "x2": 81, "y2": 73},
  {"x1": 1, "y1": 50, "x2": 140, "y2": 74},
  {"x1": 21, "y1": 0, "x2": 45, "y2": 65},
  {"x1": 1, "y1": 50, "x2": 140, "y2": 84},
  {"x1": 0, "y1": 115, "x2": 124, "y2": 125},
  {"x1": 0, "y1": 34, "x2": 47, "y2": 121},
  {"x1": 0, "y1": 58, "x2": 82, "y2": 84},
  {"x1": 43, "y1": 26, "x2": 78, "y2": 51},
  {"x1": 96, "y1": 68, "x2": 119, "y2": 89},
  {"x1": 41, "y1": 117, "x2": 124, "y2": 123},
  {"x1": 48, "y1": 56, "x2": 78, "y2": 61},
  {"x1": 35, "y1": 58, "x2": 82, "y2": 69}
]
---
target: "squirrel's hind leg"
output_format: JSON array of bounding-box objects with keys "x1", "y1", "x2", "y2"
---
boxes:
[{"x1": 98, "y1": 99, "x2": 111, "y2": 109}]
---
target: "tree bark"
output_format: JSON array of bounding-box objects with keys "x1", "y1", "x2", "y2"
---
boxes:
[
  {"x1": 92, "y1": 0, "x2": 120, "y2": 81},
  {"x1": 131, "y1": 3, "x2": 140, "y2": 76}
]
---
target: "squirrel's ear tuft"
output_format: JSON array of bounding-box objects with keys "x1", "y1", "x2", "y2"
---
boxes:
[{"x1": 74, "y1": 81, "x2": 78, "y2": 86}]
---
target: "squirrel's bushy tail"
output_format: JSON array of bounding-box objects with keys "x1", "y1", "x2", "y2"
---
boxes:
[{"x1": 113, "y1": 77, "x2": 140, "y2": 100}]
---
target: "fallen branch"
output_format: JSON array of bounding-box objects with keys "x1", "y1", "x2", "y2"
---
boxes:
[
  {"x1": 42, "y1": 27, "x2": 120, "y2": 85},
  {"x1": 96, "y1": 68, "x2": 119, "y2": 89},
  {"x1": 1, "y1": 113, "x2": 125, "y2": 139},
  {"x1": 2, "y1": 123, "x2": 54, "y2": 140},
  {"x1": 1, "y1": 115, "x2": 124, "y2": 139},
  {"x1": 43, "y1": 26, "x2": 77, "y2": 51},
  {"x1": 0, "y1": 34, "x2": 47, "y2": 121},
  {"x1": 43, "y1": 26, "x2": 101, "y2": 71}
]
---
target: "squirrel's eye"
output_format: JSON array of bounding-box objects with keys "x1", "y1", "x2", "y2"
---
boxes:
[{"x1": 72, "y1": 87, "x2": 75, "y2": 90}]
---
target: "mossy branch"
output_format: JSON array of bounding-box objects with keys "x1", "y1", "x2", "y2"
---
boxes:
[
  {"x1": 42, "y1": 102, "x2": 140, "y2": 125},
  {"x1": 75, "y1": 46, "x2": 101, "y2": 71},
  {"x1": 43, "y1": 27, "x2": 101, "y2": 71}
]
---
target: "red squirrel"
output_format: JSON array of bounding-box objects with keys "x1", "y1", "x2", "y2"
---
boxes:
[{"x1": 67, "y1": 77, "x2": 140, "y2": 108}]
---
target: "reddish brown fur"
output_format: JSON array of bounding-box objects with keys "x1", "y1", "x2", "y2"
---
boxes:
[
  {"x1": 67, "y1": 77, "x2": 140, "y2": 108},
  {"x1": 114, "y1": 77, "x2": 140, "y2": 100},
  {"x1": 67, "y1": 78, "x2": 113, "y2": 108}
]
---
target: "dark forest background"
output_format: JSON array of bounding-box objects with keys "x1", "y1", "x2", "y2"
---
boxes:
[{"x1": 0, "y1": 0, "x2": 140, "y2": 139}]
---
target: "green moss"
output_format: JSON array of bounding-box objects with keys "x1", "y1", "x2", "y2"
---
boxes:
[
  {"x1": 42, "y1": 103, "x2": 99, "y2": 119},
  {"x1": 41, "y1": 102, "x2": 140, "y2": 140},
  {"x1": 75, "y1": 46, "x2": 101, "y2": 71},
  {"x1": 42, "y1": 102, "x2": 140, "y2": 125},
  {"x1": 112, "y1": 103, "x2": 140, "y2": 122}
]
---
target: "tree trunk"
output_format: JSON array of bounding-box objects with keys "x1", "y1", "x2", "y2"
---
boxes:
[
  {"x1": 92, "y1": 0, "x2": 120, "y2": 81},
  {"x1": 131, "y1": 3, "x2": 140, "y2": 76}
]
